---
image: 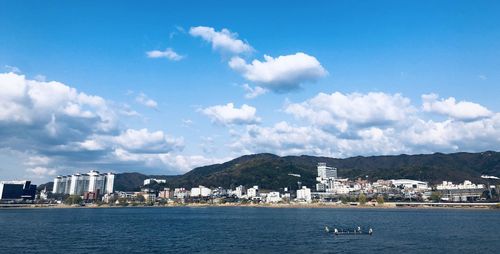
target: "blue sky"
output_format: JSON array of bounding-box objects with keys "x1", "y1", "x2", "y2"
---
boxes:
[{"x1": 1, "y1": 0, "x2": 500, "y2": 183}]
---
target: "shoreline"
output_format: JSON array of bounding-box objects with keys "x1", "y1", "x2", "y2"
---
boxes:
[{"x1": 2, "y1": 202, "x2": 499, "y2": 210}]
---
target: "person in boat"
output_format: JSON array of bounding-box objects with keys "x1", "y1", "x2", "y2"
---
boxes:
[
  {"x1": 325, "y1": 226, "x2": 329, "y2": 233},
  {"x1": 334, "y1": 228, "x2": 338, "y2": 235},
  {"x1": 369, "y1": 228, "x2": 373, "y2": 235}
]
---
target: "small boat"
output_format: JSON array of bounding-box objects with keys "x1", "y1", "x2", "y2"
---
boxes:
[{"x1": 325, "y1": 226, "x2": 373, "y2": 236}]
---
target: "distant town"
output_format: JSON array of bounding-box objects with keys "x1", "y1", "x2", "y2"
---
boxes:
[{"x1": 1, "y1": 163, "x2": 499, "y2": 209}]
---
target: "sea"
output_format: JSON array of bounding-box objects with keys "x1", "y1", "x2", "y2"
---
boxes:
[{"x1": 0, "y1": 207, "x2": 498, "y2": 253}]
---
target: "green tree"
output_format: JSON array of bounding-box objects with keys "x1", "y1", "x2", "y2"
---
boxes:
[
  {"x1": 340, "y1": 196, "x2": 349, "y2": 204},
  {"x1": 376, "y1": 195, "x2": 385, "y2": 204},
  {"x1": 430, "y1": 191, "x2": 442, "y2": 202},
  {"x1": 358, "y1": 193, "x2": 367, "y2": 205},
  {"x1": 135, "y1": 195, "x2": 146, "y2": 203},
  {"x1": 64, "y1": 195, "x2": 82, "y2": 205}
]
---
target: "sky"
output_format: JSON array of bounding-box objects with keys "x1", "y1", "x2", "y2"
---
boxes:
[{"x1": 1, "y1": 0, "x2": 500, "y2": 183}]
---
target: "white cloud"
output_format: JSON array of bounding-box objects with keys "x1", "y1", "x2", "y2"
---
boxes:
[
  {"x1": 135, "y1": 92, "x2": 158, "y2": 109},
  {"x1": 285, "y1": 92, "x2": 414, "y2": 133},
  {"x1": 189, "y1": 26, "x2": 253, "y2": 54},
  {"x1": 113, "y1": 128, "x2": 184, "y2": 154},
  {"x1": 0, "y1": 72, "x2": 191, "y2": 180},
  {"x1": 201, "y1": 103, "x2": 261, "y2": 126},
  {"x1": 422, "y1": 93, "x2": 493, "y2": 121},
  {"x1": 229, "y1": 53, "x2": 327, "y2": 91},
  {"x1": 28, "y1": 167, "x2": 57, "y2": 177},
  {"x1": 25, "y1": 155, "x2": 51, "y2": 167},
  {"x1": 242, "y1": 84, "x2": 268, "y2": 99},
  {"x1": 230, "y1": 91, "x2": 500, "y2": 158},
  {"x1": 146, "y1": 48, "x2": 184, "y2": 61}
]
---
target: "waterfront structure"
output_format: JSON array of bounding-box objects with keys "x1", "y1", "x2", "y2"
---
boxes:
[
  {"x1": 52, "y1": 171, "x2": 114, "y2": 196},
  {"x1": 143, "y1": 178, "x2": 167, "y2": 185},
  {"x1": 296, "y1": 186, "x2": 312, "y2": 202},
  {"x1": 0, "y1": 180, "x2": 36, "y2": 201}
]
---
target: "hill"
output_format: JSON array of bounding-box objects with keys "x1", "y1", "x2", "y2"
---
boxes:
[{"x1": 113, "y1": 151, "x2": 500, "y2": 191}]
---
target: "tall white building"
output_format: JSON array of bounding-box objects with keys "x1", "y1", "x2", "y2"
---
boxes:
[
  {"x1": 53, "y1": 171, "x2": 114, "y2": 196},
  {"x1": 317, "y1": 163, "x2": 337, "y2": 179},
  {"x1": 316, "y1": 163, "x2": 338, "y2": 191}
]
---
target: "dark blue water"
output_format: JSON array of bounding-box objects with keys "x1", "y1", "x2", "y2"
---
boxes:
[{"x1": 0, "y1": 207, "x2": 498, "y2": 253}]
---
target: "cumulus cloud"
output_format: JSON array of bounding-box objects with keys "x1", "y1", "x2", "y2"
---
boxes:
[
  {"x1": 229, "y1": 53, "x2": 327, "y2": 92},
  {"x1": 422, "y1": 93, "x2": 493, "y2": 121},
  {"x1": 242, "y1": 84, "x2": 268, "y2": 99},
  {"x1": 285, "y1": 92, "x2": 414, "y2": 133},
  {"x1": 146, "y1": 48, "x2": 184, "y2": 61},
  {"x1": 135, "y1": 93, "x2": 158, "y2": 109},
  {"x1": 230, "y1": 91, "x2": 500, "y2": 158},
  {"x1": 201, "y1": 103, "x2": 261, "y2": 126},
  {"x1": 189, "y1": 26, "x2": 253, "y2": 54},
  {"x1": 113, "y1": 128, "x2": 184, "y2": 153},
  {"x1": 0, "y1": 72, "x2": 196, "y2": 181},
  {"x1": 28, "y1": 167, "x2": 57, "y2": 177}
]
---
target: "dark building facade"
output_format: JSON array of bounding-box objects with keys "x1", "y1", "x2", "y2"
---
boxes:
[{"x1": 0, "y1": 181, "x2": 37, "y2": 201}]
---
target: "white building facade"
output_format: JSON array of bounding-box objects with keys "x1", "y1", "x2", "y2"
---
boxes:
[
  {"x1": 296, "y1": 186, "x2": 312, "y2": 202},
  {"x1": 53, "y1": 171, "x2": 114, "y2": 196}
]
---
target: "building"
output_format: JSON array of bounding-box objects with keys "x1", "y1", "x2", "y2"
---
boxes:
[
  {"x1": 247, "y1": 186, "x2": 259, "y2": 198},
  {"x1": 296, "y1": 186, "x2": 312, "y2": 202},
  {"x1": 0, "y1": 180, "x2": 36, "y2": 201},
  {"x1": 190, "y1": 185, "x2": 212, "y2": 197},
  {"x1": 143, "y1": 178, "x2": 167, "y2": 185},
  {"x1": 390, "y1": 179, "x2": 429, "y2": 191},
  {"x1": 317, "y1": 162, "x2": 337, "y2": 179},
  {"x1": 265, "y1": 192, "x2": 282, "y2": 203},
  {"x1": 233, "y1": 185, "x2": 245, "y2": 198},
  {"x1": 173, "y1": 188, "x2": 189, "y2": 199},
  {"x1": 158, "y1": 188, "x2": 172, "y2": 199},
  {"x1": 52, "y1": 171, "x2": 114, "y2": 196},
  {"x1": 316, "y1": 163, "x2": 338, "y2": 192},
  {"x1": 436, "y1": 180, "x2": 485, "y2": 202}
]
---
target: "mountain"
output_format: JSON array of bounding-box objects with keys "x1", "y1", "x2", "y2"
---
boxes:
[
  {"x1": 40, "y1": 151, "x2": 500, "y2": 192},
  {"x1": 113, "y1": 151, "x2": 500, "y2": 191}
]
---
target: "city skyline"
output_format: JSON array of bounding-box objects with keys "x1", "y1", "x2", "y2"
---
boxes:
[{"x1": 1, "y1": 0, "x2": 500, "y2": 183}]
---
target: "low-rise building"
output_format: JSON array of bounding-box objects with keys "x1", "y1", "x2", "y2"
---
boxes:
[
  {"x1": 296, "y1": 186, "x2": 312, "y2": 202},
  {"x1": 247, "y1": 186, "x2": 259, "y2": 198},
  {"x1": 0, "y1": 180, "x2": 36, "y2": 201},
  {"x1": 265, "y1": 192, "x2": 282, "y2": 203},
  {"x1": 190, "y1": 186, "x2": 212, "y2": 197},
  {"x1": 143, "y1": 178, "x2": 167, "y2": 185}
]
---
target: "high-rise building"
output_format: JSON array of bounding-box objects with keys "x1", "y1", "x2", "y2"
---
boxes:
[
  {"x1": 0, "y1": 180, "x2": 36, "y2": 201},
  {"x1": 52, "y1": 171, "x2": 114, "y2": 196},
  {"x1": 317, "y1": 163, "x2": 337, "y2": 179},
  {"x1": 316, "y1": 163, "x2": 338, "y2": 192}
]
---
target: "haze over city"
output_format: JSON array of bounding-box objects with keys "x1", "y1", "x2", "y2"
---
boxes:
[{"x1": 1, "y1": 0, "x2": 499, "y2": 183}]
